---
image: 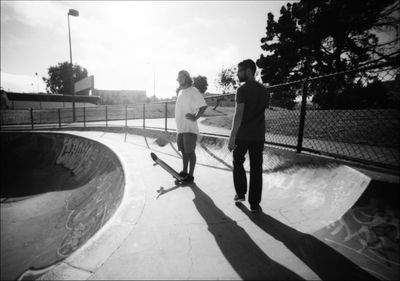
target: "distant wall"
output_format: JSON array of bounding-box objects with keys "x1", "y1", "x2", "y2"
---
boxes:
[
  {"x1": 9, "y1": 100, "x2": 97, "y2": 109},
  {"x1": 204, "y1": 93, "x2": 235, "y2": 107},
  {"x1": 94, "y1": 89, "x2": 147, "y2": 105},
  {"x1": 2, "y1": 91, "x2": 100, "y2": 109}
]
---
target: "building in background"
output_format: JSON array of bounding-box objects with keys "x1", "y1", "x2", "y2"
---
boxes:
[
  {"x1": 94, "y1": 89, "x2": 147, "y2": 105},
  {"x1": 74, "y1": 77, "x2": 147, "y2": 105}
]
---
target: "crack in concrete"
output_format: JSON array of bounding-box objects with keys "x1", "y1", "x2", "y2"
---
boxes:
[{"x1": 186, "y1": 226, "x2": 194, "y2": 279}]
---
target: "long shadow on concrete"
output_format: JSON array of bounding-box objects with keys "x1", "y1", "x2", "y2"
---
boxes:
[
  {"x1": 189, "y1": 183, "x2": 303, "y2": 280},
  {"x1": 235, "y1": 202, "x2": 379, "y2": 280}
]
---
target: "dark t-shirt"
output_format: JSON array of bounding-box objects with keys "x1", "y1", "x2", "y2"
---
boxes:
[{"x1": 236, "y1": 80, "x2": 270, "y2": 141}]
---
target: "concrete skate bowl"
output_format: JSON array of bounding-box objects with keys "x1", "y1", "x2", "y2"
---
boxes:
[
  {"x1": 0, "y1": 132, "x2": 125, "y2": 280},
  {"x1": 143, "y1": 129, "x2": 399, "y2": 280}
]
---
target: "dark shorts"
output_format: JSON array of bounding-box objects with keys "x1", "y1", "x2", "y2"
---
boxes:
[{"x1": 177, "y1": 133, "x2": 197, "y2": 153}]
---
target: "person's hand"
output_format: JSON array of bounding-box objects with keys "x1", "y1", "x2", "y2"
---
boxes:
[
  {"x1": 228, "y1": 135, "x2": 237, "y2": 152},
  {"x1": 185, "y1": 113, "x2": 197, "y2": 121}
]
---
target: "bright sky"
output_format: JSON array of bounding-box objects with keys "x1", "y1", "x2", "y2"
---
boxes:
[{"x1": 1, "y1": 0, "x2": 293, "y2": 99}]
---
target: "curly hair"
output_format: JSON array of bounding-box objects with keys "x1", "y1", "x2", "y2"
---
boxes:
[{"x1": 178, "y1": 70, "x2": 193, "y2": 87}]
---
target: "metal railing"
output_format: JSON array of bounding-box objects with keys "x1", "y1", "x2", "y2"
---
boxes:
[{"x1": 1, "y1": 61, "x2": 399, "y2": 171}]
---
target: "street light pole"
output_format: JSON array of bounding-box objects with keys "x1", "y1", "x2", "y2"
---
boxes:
[
  {"x1": 68, "y1": 9, "x2": 79, "y2": 121},
  {"x1": 35, "y1": 72, "x2": 39, "y2": 93},
  {"x1": 153, "y1": 64, "x2": 156, "y2": 102}
]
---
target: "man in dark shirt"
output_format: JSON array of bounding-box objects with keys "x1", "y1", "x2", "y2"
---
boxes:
[{"x1": 228, "y1": 59, "x2": 270, "y2": 213}]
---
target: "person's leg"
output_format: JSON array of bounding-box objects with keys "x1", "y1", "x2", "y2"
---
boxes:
[
  {"x1": 182, "y1": 153, "x2": 189, "y2": 174},
  {"x1": 248, "y1": 141, "x2": 264, "y2": 209},
  {"x1": 183, "y1": 133, "x2": 197, "y2": 181},
  {"x1": 177, "y1": 133, "x2": 189, "y2": 174},
  {"x1": 233, "y1": 141, "x2": 248, "y2": 197},
  {"x1": 188, "y1": 152, "x2": 196, "y2": 176}
]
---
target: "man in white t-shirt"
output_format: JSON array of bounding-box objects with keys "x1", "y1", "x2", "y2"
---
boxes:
[{"x1": 175, "y1": 70, "x2": 207, "y2": 183}]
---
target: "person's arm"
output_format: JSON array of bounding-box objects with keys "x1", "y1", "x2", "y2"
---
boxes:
[
  {"x1": 186, "y1": 105, "x2": 207, "y2": 121},
  {"x1": 228, "y1": 102, "x2": 244, "y2": 151}
]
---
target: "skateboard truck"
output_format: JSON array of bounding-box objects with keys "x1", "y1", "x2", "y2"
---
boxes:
[{"x1": 150, "y1": 152, "x2": 185, "y2": 184}]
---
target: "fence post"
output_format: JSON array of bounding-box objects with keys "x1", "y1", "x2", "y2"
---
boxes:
[
  {"x1": 143, "y1": 103, "x2": 146, "y2": 128},
  {"x1": 165, "y1": 102, "x2": 168, "y2": 131},
  {"x1": 297, "y1": 79, "x2": 308, "y2": 153},
  {"x1": 125, "y1": 104, "x2": 128, "y2": 128},
  {"x1": 105, "y1": 106, "x2": 108, "y2": 127},
  {"x1": 58, "y1": 108, "x2": 61, "y2": 128},
  {"x1": 30, "y1": 108, "x2": 34, "y2": 130},
  {"x1": 83, "y1": 106, "x2": 86, "y2": 128}
]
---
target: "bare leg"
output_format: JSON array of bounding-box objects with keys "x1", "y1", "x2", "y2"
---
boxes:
[{"x1": 188, "y1": 152, "x2": 196, "y2": 176}]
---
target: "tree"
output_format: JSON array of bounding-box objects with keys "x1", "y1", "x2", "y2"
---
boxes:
[
  {"x1": 43, "y1": 61, "x2": 89, "y2": 95},
  {"x1": 0, "y1": 89, "x2": 10, "y2": 109},
  {"x1": 257, "y1": 0, "x2": 399, "y2": 109},
  {"x1": 193, "y1": 75, "x2": 208, "y2": 94},
  {"x1": 216, "y1": 66, "x2": 239, "y2": 94},
  {"x1": 270, "y1": 90, "x2": 297, "y2": 110},
  {"x1": 213, "y1": 66, "x2": 239, "y2": 110}
]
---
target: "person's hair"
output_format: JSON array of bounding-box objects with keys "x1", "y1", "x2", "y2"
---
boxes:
[
  {"x1": 178, "y1": 70, "x2": 193, "y2": 87},
  {"x1": 238, "y1": 59, "x2": 256, "y2": 76}
]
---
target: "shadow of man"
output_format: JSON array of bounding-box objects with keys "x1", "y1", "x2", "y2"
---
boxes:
[
  {"x1": 235, "y1": 202, "x2": 379, "y2": 280},
  {"x1": 189, "y1": 183, "x2": 303, "y2": 280}
]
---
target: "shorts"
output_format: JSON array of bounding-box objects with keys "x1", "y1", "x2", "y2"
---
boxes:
[{"x1": 177, "y1": 133, "x2": 197, "y2": 153}]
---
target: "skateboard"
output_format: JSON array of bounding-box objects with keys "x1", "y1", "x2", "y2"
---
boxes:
[{"x1": 150, "y1": 152, "x2": 186, "y2": 184}]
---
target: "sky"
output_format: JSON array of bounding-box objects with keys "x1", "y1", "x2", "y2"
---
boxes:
[{"x1": 0, "y1": 0, "x2": 295, "y2": 99}]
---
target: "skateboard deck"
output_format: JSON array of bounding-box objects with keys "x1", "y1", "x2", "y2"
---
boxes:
[{"x1": 150, "y1": 152, "x2": 185, "y2": 184}]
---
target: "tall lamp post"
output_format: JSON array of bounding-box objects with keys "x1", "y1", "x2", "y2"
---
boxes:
[
  {"x1": 153, "y1": 64, "x2": 156, "y2": 102},
  {"x1": 146, "y1": 61, "x2": 156, "y2": 102},
  {"x1": 68, "y1": 8, "x2": 79, "y2": 121}
]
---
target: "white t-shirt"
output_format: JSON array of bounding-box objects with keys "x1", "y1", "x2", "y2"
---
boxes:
[{"x1": 175, "y1": 86, "x2": 207, "y2": 134}]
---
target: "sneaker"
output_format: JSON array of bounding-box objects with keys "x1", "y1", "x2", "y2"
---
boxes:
[
  {"x1": 250, "y1": 205, "x2": 261, "y2": 213},
  {"x1": 182, "y1": 175, "x2": 194, "y2": 183},
  {"x1": 234, "y1": 194, "x2": 245, "y2": 201},
  {"x1": 179, "y1": 171, "x2": 189, "y2": 177}
]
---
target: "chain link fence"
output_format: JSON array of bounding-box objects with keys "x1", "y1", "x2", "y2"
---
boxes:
[{"x1": 260, "y1": 61, "x2": 399, "y2": 170}]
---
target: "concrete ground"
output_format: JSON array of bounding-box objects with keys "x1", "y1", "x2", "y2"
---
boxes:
[{"x1": 2, "y1": 129, "x2": 398, "y2": 280}]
